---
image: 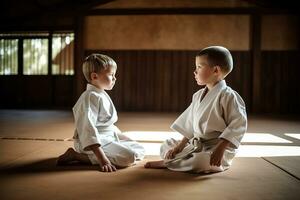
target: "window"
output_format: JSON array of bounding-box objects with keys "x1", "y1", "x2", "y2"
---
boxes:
[
  {"x1": 52, "y1": 33, "x2": 74, "y2": 75},
  {"x1": 23, "y1": 39, "x2": 48, "y2": 75},
  {"x1": 0, "y1": 32, "x2": 74, "y2": 75},
  {"x1": 0, "y1": 39, "x2": 18, "y2": 75}
]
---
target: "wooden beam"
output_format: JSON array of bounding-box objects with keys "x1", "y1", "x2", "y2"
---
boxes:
[
  {"x1": 17, "y1": 38, "x2": 23, "y2": 76},
  {"x1": 250, "y1": 13, "x2": 262, "y2": 113},
  {"x1": 74, "y1": 15, "x2": 85, "y2": 102},
  {"x1": 87, "y1": 7, "x2": 297, "y2": 16}
]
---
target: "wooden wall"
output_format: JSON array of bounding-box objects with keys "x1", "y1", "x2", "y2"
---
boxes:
[
  {"x1": 1, "y1": 1, "x2": 299, "y2": 115},
  {"x1": 82, "y1": 49, "x2": 300, "y2": 114},
  {"x1": 83, "y1": 15, "x2": 250, "y2": 50},
  {"x1": 79, "y1": 13, "x2": 299, "y2": 115},
  {"x1": 85, "y1": 50, "x2": 252, "y2": 112},
  {"x1": 0, "y1": 76, "x2": 74, "y2": 109},
  {"x1": 260, "y1": 51, "x2": 300, "y2": 114}
]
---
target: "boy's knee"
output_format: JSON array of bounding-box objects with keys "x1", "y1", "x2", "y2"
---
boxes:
[
  {"x1": 113, "y1": 149, "x2": 135, "y2": 167},
  {"x1": 190, "y1": 152, "x2": 212, "y2": 172},
  {"x1": 190, "y1": 152, "x2": 224, "y2": 173}
]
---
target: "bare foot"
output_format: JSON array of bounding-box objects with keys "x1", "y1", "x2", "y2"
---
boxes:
[
  {"x1": 57, "y1": 148, "x2": 77, "y2": 165},
  {"x1": 144, "y1": 160, "x2": 166, "y2": 169}
]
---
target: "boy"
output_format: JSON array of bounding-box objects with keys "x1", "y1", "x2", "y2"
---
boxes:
[
  {"x1": 57, "y1": 54, "x2": 145, "y2": 172},
  {"x1": 144, "y1": 46, "x2": 247, "y2": 173}
]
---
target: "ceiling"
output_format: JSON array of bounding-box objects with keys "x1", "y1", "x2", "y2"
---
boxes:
[{"x1": 0, "y1": 0, "x2": 297, "y2": 26}]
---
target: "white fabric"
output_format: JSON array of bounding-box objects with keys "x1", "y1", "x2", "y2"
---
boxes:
[
  {"x1": 72, "y1": 84, "x2": 145, "y2": 166},
  {"x1": 74, "y1": 139, "x2": 145, "y2": 167},
  {"x1": 165, "y1": 80, "x2": 247, "y2": 173},
  {"x1": 160, "y1": 138, "x2": 235, "y2": 173}
]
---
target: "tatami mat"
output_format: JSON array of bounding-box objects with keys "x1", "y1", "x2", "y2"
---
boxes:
[
  {"x1": 263, "y1": 156, "x2": 300, "y2": 180},
  {"x1": 0, "y1": 142, "x2": 299, "y2": 200},
  {"x1": 0, "y1": 110, "x2": 300, "y2": 200}
]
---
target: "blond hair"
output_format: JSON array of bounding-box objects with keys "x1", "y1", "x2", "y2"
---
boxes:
[{"x1": 82, "y1": 54, "x2": 117, "y2": 82}]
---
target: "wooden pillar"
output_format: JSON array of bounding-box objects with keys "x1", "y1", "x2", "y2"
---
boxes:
[
  {"x1": 74, "y1": 15, "x2": 85, "y2": 102},
  {"x1": 250, "y1": 13, "x2": 262, "y2": 113}
]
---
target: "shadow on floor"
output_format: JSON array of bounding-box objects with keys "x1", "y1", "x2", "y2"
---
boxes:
[
  {"x1": 0, "y1": 157, "x2": 100, "y2": 174},
  {"x1": 0, "y1": 157, "x2": 217, "y2": 182}
]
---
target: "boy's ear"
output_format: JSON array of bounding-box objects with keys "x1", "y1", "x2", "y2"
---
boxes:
[
  {"x1": 90, "y1": 72, "x2": 98, "y2": 80},
  {"x1": 214, "y1": 66, "x2": 221, "y2": 73}
]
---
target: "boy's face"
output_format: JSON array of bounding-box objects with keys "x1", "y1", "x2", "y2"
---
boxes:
[
  {"x1": 91, "y1": 66, "x2": 117, "y2": 90},
  {"x1": 194, "y1": 55, "x2": 217, "y2": 86}
]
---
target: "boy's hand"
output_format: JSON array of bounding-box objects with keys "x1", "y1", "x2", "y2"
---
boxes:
[
  {"x1": 89, "y1": 144, "x2": 117, "y2": 172},
  {"x1": 210, "y1": 146, "x2": 225, "y2": 167},
  {"x1": 210, "y1": 139, "x2": 229, "y2": 167},
  {"x1": 165, "y1": 137, "x2": 189, "y2": 160},
  {"x1": 165, "y1": 145, "x2": 183, "y2": 159},
  {"x1": 101, "y1": 163, "x2": 117, "y2": 172},
  {"x1": 99, "y1": 159, "x2": 117, "y2": 172}
]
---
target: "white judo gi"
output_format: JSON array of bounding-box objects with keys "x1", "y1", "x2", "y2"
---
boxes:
[
  {"x1": 72, "y1": 84, "x2": 145, "y2": 167},
  {"x1": 161, "y1": 80, "x2": 247, "y2": 173}
]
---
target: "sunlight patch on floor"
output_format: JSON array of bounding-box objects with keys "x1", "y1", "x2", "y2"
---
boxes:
[
  {"x1": 129, "y1": 131, "x2": 300, "y2": 157},
  {"x1": 141, "y1": 143, "x2": 300, "y2": 157},
  {"x1": 241, "y1": 133, "x2": 292, "y2": 143},
  {"x1": 285, "y1": 133, "x2": 300, "y2": 140},
  {"x1": 140, "y1": 142, "x2": 162, "y2": 156},
  {"x1": 123, "y1": 131, "x2": 182, "y2": 142},
  {"x1": 124, "y1": 131, "x2": 292, "y2": 143},
  {"x1": 236, "y1": 145, "x2": 300, "y2": 157}
]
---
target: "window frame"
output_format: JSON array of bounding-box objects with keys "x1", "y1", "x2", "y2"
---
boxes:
[
  {"x1": 0, "y1": 38, "x2": 19, "y2": 75},
  {"x1": 0, "y1": 31, "x2": 74, "y2": 76}
]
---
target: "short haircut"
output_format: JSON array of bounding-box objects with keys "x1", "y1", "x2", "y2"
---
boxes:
[
  {"x1": 196, "y1": 46, "x2": 233, "y2": 76},
  {"x1": 82, "y1": 53, "x2": 117, "y2": 82}
]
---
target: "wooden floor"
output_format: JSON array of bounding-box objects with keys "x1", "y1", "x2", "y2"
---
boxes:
[{"x1": 0, "y1": 110, "x2": 300, "y2": 200}]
